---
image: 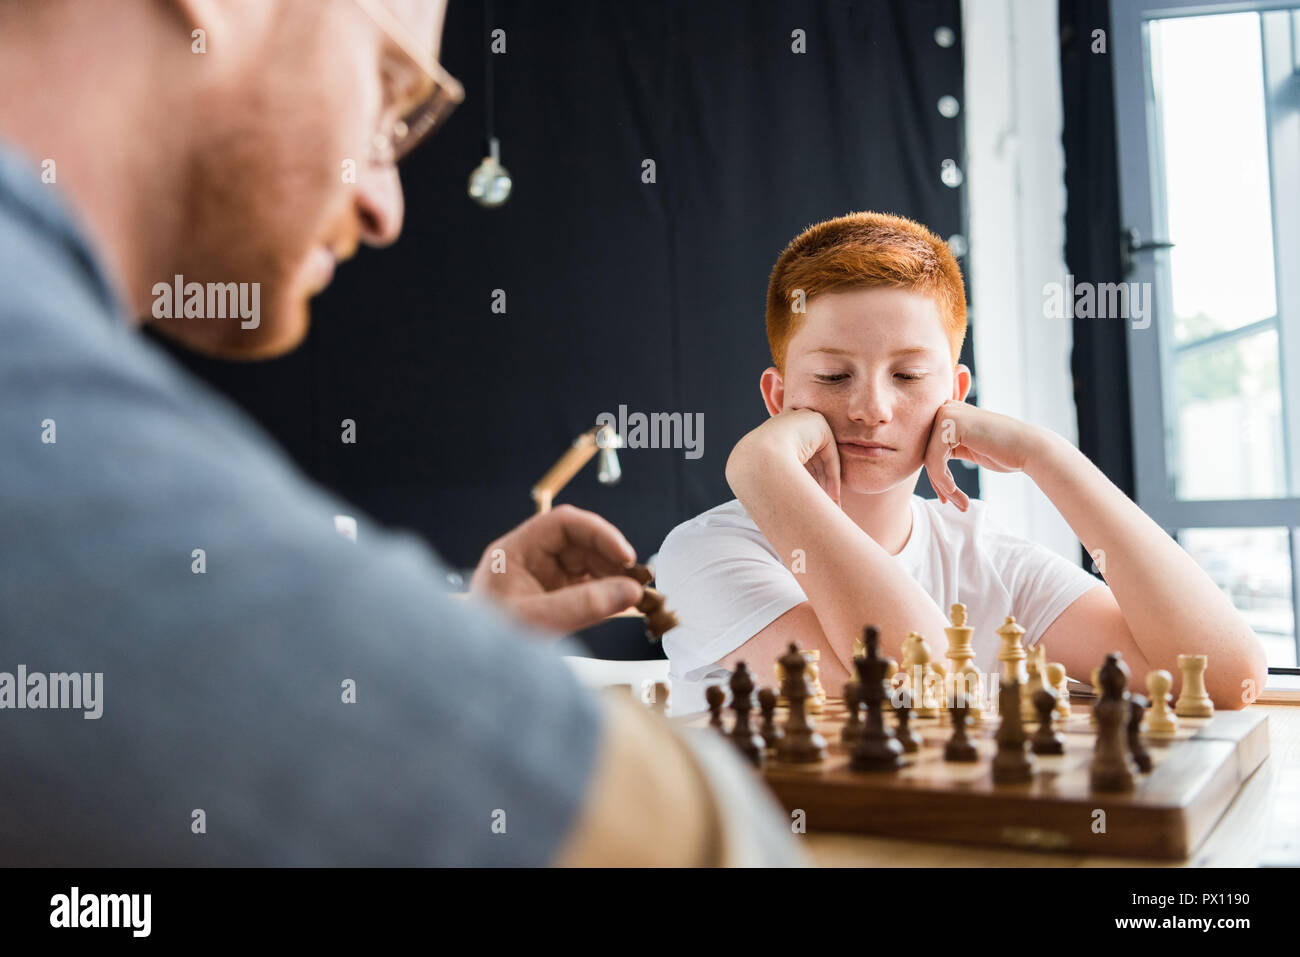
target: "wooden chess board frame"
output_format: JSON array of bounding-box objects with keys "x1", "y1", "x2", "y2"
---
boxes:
[{"x1": 699, "y1": 698, "x2": 1271, "y2": 860}]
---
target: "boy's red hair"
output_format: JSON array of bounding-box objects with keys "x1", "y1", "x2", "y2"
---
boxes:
[{"x1": 765, "y1": 211, "x2": 967, "y2": 369}]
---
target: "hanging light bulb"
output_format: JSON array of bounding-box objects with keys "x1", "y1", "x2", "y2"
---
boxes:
[
  {"x1": 470, "y1": 2, "x2": 510, "y2": 209},
  {"x1": 468, "y1": 136, "x2": 512, "y2": 207},
  {"x1": 595, "y1": 424, "x2": 623, "y2": 486}
]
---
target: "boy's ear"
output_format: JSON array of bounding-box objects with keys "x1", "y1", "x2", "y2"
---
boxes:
[
  {"x1": 952, "y1": 363, "x2": 972, "y2": 402},
  {"x1": 759, "y1": 367, "x2": 785, "y2": 416}
]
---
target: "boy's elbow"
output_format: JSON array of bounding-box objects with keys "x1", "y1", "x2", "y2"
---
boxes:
[
  {"x1": 1209, "y1": 626, "x2": 1270, "y2": 710},
  {"x1": 1241, "y1": 628, "x2": 1271, "y2": 706},
  {"x1": 723, "y1": 440, "x2": 750, "y2": 495}
]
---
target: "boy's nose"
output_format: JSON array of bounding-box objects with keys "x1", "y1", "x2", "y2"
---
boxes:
[{"x1": 847, "y1": 382, "x2": 892, "y2": 425}]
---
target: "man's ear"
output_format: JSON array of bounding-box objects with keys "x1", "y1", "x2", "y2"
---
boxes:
[
  {"x1": 759, "y1": 367, "x2": 785, "y2": 417},
  {"x1": 952, "y1": 363, "x2": 972, "y2": 402}
]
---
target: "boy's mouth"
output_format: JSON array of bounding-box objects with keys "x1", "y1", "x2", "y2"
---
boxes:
[{"x1": 838, "y1": 439, "x2": 895, "y2": 458}]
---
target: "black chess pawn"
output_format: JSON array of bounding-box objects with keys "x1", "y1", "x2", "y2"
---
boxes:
[
  {"x1": 775, "y1": 644, "x2": 827, "y2": 763},
  {"x1": 1090, "y1": 652, "x2": 1137, "y2": 792},
  {"x1": 705, "y1": 684, "x2": 726, "y2": 731},
  {"x1": 840, "y1": 680, "x2": 863, "y2": 747},
  {"x1": 1127, "y1": 693, "x2": 1153, "y2": 773},
  {"x1": 757, "y1": 686, "x2": 782, "y2": 749},
  {"x1": 894, "y1": 688, "x2": 922, "y2": 754},
  {"x1": 727, "y1": 663, "x2": 766, "y2": 767},
  {"x1": 944, "y1": 702, "x2": 978, "y2": 762},
  {"x1": 850, "y1": 626, "x2": 905, "y2": 772},
  {"x1": 1031, "y1": 686, "x2": 1065, "y2": 755},
  {"x1": 993, "y1": 672, "x2": 1036, "y2": 783}
]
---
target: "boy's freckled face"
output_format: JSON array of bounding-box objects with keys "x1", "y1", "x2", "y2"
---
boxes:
[{"x1": 779, "y1": 286, "x2": 957, "y2": 493}]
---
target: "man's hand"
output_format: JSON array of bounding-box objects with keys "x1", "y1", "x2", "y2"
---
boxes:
[
  {"x1": 727, "y1": 408, "x2": 841, "y2": 506},
  {"x1": 469, "y1": 504, "x2": 645, "y2": 634},
  {"x1": 923, "y1": 401, "x2": 1049, "y2": 510}
]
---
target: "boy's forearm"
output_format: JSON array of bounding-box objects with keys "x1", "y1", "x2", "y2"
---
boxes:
[
  {"x1": 1025, "y1": 429, "x2": 1268, "y2": 698},
  {"x1": 725, "y1": 436, "x2": 948, "y2": 668}
]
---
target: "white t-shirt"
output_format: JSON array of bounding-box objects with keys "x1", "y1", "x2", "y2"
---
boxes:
[{"x1": 654, "y1": 495, "x2": 1106, "y2": 715}]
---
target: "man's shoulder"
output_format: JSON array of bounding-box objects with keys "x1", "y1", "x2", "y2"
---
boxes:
[{"x1": 0, "y1": 142, "x2": 126, "y2": 334}]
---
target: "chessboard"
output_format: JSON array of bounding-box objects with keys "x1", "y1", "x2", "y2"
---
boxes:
[{"x1": 684, "y1": 696, "x2": 1270, "y2": 860}]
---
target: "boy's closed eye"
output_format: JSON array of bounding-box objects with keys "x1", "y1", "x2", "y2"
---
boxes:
[{"x1": 811, "y1": 371, "x2": 928, "y2": 383}]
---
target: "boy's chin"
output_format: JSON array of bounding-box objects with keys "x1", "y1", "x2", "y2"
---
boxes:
[{"x1": 839, "y1": 459, "x2": 920, "y2": 496}]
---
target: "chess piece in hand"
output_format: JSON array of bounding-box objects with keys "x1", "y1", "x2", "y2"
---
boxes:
[
  {"x1": 469, "y1": 504, "x2": 644, "y2": 634},
  {"x1": 620, "y1": 564, "x2": 679, "y2": 640}
]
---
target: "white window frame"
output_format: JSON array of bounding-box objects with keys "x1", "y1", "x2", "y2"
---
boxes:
[{"x1": 1111, "y1": 0, "x2": 1300, "y2": 675}]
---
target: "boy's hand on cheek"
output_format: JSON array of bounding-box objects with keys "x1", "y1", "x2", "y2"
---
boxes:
[
  {"x1": 923, "y1": 401, "x2": 1049, "y2": 511},
  {"x1": 728, "y1": 407, "x2": 841, "y2": 506}
]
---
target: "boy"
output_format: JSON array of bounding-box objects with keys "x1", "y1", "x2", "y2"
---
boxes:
[{"x1": 656, "y1": 212, "x2": 1267, "y2": 716}]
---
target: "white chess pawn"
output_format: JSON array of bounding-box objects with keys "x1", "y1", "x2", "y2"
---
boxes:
[
  {"x1": 804, "y1": 650, "x2": 826, "y2": 714},
  {"x1": 931, "y1": 659, "x2": 948, "y2": 716},
  {"x1": 905, "y1": 632, "x2": 940, "y2": 718},
  {"x1": 650, "y1": 681, "x2": 670, "y2": 716},
  {"x1": 1174, "y1": 654, "x2": 1214, "y2": 718},
  {"x1": 1047, "y1": 661, "x2": 1071, "y2": 722},
  {"x1": 1145, "y1": 670, "x2": 1179, "y2": 733},
  {"x1": 953, "y1": 662, "x2": 984, "y2": 724},
  {"x1": 1021, "y1": 644, "x2": 1047, "y2": 723},
  {"x1": 1088, "y1": 665, "x2": 1101, "y2": 725},
  {"x1": 897, "y1": 633, "x2": 916, "y2": 692},
  {"x1": 944, "y1": 604, "x2": 976, "y2": 718},
  {"x1": 900, "y1": 632, "x2": 919, "y2": 673}
]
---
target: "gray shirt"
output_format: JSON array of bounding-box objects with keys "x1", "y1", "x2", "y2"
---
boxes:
[{"x1": 0, "y1": 141, "x2": 605, "y2": 865}]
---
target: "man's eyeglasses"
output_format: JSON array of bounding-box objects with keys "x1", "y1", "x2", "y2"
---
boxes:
[{"x1": 352, "y1": 0, "x2": 465, "y2": 165}]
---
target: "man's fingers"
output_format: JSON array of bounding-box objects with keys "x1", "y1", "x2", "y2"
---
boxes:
[
  {"x1": 522, "y1": 505, "x2": 637, "y2": 568},
  {"x1": 554, "y1": 546, "x2": 633, "y2": 582},
  {"x1": 515, "y1": 577, "x2": 645, "y2": 633}
]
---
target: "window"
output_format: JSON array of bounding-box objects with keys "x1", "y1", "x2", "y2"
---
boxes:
[{"x1": 1112, "y1": 0, "x2": 1300, "y2": 680}]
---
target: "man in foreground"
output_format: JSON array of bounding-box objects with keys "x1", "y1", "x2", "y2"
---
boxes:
[{"x1": 0, "y1": 0, "x2": 800, "y2": 865}]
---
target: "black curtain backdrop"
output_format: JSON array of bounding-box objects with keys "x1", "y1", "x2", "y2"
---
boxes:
[
  {"x1": 155, "y1": 0, "x2": 971, "y2": 656},
  {"x1": 1060, "y1": 0, "x2": 1135, "y2": 505}
]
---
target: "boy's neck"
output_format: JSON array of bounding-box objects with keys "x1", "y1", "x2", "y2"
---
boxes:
[{"x1": 839, "y1": 479, "x2": 918, "y2": 556}]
